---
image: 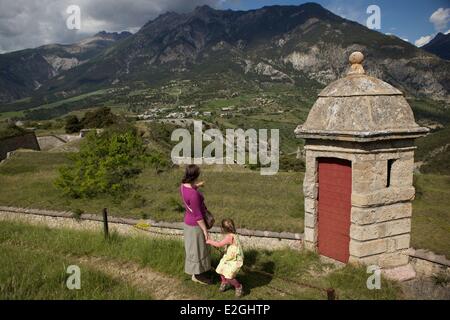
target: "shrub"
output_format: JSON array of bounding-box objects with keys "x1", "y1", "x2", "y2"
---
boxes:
[
  {"x1": 247, "y1": 154, "x2": 305, "y2": 172},
  {"x1": 64, "y1": 107, "x2": 121, "y2": 134},
  {"x1": 64, "y1": 115, "x2": 83, "y2": 133},
  {"x1": 146, "y1": 149, "x2": 170, "y2": 172},
  {"x1": 145, "y1": 122, "x2": 177, "y2": 149},
  {"x1": 81, "y1": 107, "x2": 119, "y2": 129},
  {"x1": 0, "y1": 122, "x2": 27, "y2": 140},
  {"x1": 55, "y1": 125, "x2": 148, "y2": 198},
  {"x1": 279, "y1": 154, "x2": 305, "y2": 172}
]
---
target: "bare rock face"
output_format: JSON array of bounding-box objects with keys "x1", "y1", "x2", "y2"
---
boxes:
[
  {"x1": 43, "y1": 55, "x2": 83, "y2": 73},
  {"x1": 0, "y1": 31, "x2": 132, "y2": 103},
  {"x1": 283, "y1": 44, "x2": 449, "y2": 100},
  {"x1": 244, "y1": 60, "x2": 291, "y2": 81}
]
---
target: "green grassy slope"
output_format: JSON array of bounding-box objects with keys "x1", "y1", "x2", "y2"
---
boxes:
[
  {"x1": 0, "y1": 151, "x2": 304, "y2": 233},
  {"x1": 0, "y1": 220, "x2": 401, "y2": 300},
  {"x1": 0, "y1": 151, "x2": 448, "y2": 257}
]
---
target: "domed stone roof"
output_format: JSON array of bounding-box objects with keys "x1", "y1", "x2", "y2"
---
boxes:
[{"x1": 296, "y1": 52, "x2": 429, "y2": 142}]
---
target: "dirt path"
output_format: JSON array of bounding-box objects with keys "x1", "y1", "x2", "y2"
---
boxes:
[
  {"x1": 0, "y1": 239, "x2": 198, "y2": 300},
  {"x1": 399, "y1": 278, "x2": 450, "y2": 300},
  {"x1": 77, "y1": 255, "x2": 199, "y2": 300}
]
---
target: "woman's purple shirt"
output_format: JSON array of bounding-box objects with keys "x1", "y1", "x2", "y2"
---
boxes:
[{"x1": 180, "y1": 184, "x2": 207, "y2": 226}]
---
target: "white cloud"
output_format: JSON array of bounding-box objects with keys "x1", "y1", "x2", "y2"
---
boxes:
[
  {"x1": 429, "y1": 7, "x2": 450, "y2": 31},
  {"x1": 415, "y1": 8, "x2": 450, "y2": 48},
  {"x1": 0, "y1": 0, "x2": 221, "y2": 53},
  {"x1": 415, "y1": 35, "x2": 433, "y2": 47}
]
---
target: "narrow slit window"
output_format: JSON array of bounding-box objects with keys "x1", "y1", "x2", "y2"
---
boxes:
[{"x1": 387, "y1": 159, "x2": 395, "y2": 187}]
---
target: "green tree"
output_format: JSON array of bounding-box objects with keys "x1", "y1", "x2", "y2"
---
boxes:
[
  {"x1": 64, "y1": 115, "x2": 83, "y2": 133},
  {"x1": 55, "y1": 126, "x2": 148, "y2": 198},
  {"x1": 81, "y1": 107, "x2": 118, "y2": 129},
  {"x1": 0, "y1": 122, "x2": 26, "y2": 139}
]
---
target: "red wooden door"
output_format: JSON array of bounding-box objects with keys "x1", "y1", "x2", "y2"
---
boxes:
[{"x1": 317, "y1": 158, "x2": 352, "y2": 263}]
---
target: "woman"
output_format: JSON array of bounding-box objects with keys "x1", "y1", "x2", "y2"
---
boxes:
[{"x1": 180, "y1": 164, "x2": 212, "y2": 285}]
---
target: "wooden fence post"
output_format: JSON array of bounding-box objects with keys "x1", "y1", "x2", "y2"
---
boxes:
[
  {"x1": 326, "y1": 288, "x2": 336, "y2": 300},
  {"x1": 102, "y1": 208, "x2": 109, "y2": 239}
]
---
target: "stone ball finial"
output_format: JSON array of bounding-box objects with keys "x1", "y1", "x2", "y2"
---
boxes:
[
  {"x1": 348, "y1": 51, "x2": 365, "y2": 75},
  {"x1": 349, "y1": 51, "x2": 364, "y2": 64}
]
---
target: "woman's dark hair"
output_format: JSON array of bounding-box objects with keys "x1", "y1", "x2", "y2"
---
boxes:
[
  {"x1": 221, "y1": 218, "x2": 236, "y2": 234},
  {"x1": 182, "y1": 164, "x2": 200, "y2": 184}
]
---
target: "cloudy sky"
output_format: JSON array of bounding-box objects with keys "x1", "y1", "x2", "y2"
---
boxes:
[{"x1": 0, "y1": 0, "x2": 448, "y2": 53}]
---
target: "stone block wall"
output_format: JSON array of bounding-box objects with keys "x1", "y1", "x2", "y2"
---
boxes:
[
  {"x1": 0, "y1": 132, "x2": 40, "y2": 160},
  {"x1": 37, "y1": 135, "x2": 66, "y2": 151},
  {"x1": 302, "y1": 140, "x2": 416, "y2": 268}
]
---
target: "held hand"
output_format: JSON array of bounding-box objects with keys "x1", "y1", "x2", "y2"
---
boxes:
[{"x1": 203, "y1": 231, "x2": 209, "y2": 241}]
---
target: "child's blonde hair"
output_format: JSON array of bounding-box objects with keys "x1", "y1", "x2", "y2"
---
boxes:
[{"x1": 221, "y1": 218, "x2": 236, "y2": 234}]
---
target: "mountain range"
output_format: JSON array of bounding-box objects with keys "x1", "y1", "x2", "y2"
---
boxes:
[
  {"x1": 0, "y1": 31, "x2": 131, "y2": 103},
  {"x1": 423, "y1": 32, "x2": 450, "y2": 61},
  {"x1": 0, "y1": 3, "x2": 449, "y2": 106}
]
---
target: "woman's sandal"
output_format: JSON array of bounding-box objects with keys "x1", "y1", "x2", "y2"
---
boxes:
[{"x1": 192, "y1": 274, "x2": 210, "y2": 285}]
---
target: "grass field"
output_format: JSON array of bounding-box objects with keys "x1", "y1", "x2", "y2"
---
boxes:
[
  {"x1": 67, "y1": 104, "x2": 130, "y2": 118},
  {"x1": 28, "y1": 90, "x2": 109, "y2": 112},
  {"x1": 412, "y1": 174, "x2": 450, "y2": 256},
  {"x1": 0, "y1": 245, "x2": 150, "y2": 299},
  {"x1": 0, "y1": 111, "x2": 25, "y2": 121},
  {"x1": 0, "y1": 220, "x2": 402, "y2": 300},
  {"x1": 0, "y1": 151, "x2": 304, "y2": 233},
  {"x1": 0, "y1": 151, "x2": 448, "y2": 257},
  {"x1": 415, "y1": 125, "x2": 450, "y2": 175}
]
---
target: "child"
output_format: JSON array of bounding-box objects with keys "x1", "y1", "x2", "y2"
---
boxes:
[{"x1": 206, "y1": 218, "x2": 244, "y2": 297}]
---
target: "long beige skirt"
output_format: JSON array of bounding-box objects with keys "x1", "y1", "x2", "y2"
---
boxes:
[{"x1": 183, "y1": 224, "x2": 211, "y2": 275}]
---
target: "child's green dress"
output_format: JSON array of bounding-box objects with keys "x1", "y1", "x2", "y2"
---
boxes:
[{"x1": 216, "y1": 234, "x2": 244, "y2": 279}]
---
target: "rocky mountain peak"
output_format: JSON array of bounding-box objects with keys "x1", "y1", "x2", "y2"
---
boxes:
[
  {"x1": 434, "y1": 32, "x2": 446, "y2": 40},
  {"x1": 94, "y1": 31, "x2": 132, "y2": 40},
  {"x1": 423, "y1": 32, "x2": 450, "y2": 60},
  {"x1": 194, "y1": 4, "x2": 215, "y2": 13},
  {"x1": 0, "y1": 4, "x2": 448, "y2": 105}
]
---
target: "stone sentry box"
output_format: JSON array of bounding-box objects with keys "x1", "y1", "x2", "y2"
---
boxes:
[{"x1": 295, "y1": 52, "x2": 429, "y2": 269}]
